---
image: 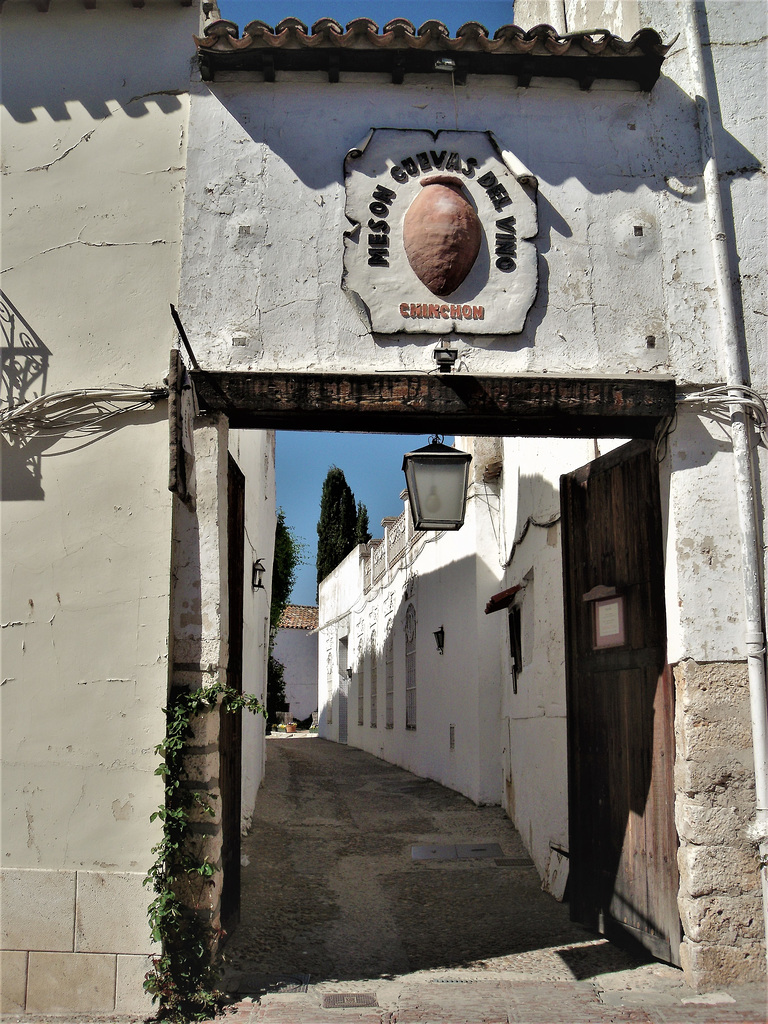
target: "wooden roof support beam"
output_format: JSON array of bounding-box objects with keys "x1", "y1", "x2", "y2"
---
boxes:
[{"x1": 189, "y1": 371, "x2": 676, "y2": 439}]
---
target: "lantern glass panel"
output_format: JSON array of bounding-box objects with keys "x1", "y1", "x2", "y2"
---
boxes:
[{"x1": 403, "y1": 443, "x2": 471, "y2": 530}]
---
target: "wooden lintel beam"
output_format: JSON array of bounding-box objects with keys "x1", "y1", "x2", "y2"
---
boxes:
[{"x1": 189, "y1": 371, "x2": 676, "y2": 439}]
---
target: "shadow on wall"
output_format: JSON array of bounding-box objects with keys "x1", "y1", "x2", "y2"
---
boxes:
[
  {"x1": 208, "y1": 70, "x2": 761, "y2": 197},
  {"x1": 1, "y1": 7, "x2": 192, "y2": 123},
  {"x1": 0, "y1": 290, "x2": 168, "y2": 505},
  {"x1": 1, "y1": 291, "x2": 51, "y2": 500},
  {"x1": 203, "y1": 68, "x2": 760, "y2": 361}
]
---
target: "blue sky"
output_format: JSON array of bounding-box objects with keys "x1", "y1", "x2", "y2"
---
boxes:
[
  {"x1": 217, "y1": 1, "x2": 515, "y2": 33},
  {"x1": 276, "y1": 431, "x2": 443, "y2": 605}
]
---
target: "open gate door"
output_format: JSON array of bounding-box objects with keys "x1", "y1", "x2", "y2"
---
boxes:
[
  {"x1": 220, "y1": 454, "x2": 244, "y2": 933},
  {"x1": 561, "y1": 440, "x2": 681, "y2": 965}
]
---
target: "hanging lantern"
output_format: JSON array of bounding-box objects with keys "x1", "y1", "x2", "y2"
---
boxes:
[{"x1": 402, "y1": 436, "x2": 472, "y2": 531}]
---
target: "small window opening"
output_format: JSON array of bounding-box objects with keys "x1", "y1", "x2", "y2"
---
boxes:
[{"x1": 508, "y1": 605, "x2": 522, "y2": 695}]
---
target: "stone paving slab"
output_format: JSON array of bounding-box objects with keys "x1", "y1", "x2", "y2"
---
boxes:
[{"x1": 211, "y1": 976, "x2": 768, "y2": 1024}]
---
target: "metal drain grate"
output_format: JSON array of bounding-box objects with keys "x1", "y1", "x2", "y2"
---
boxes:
[
  {"x1": 323, "y1": 993, "x2": 378, "y2": 1008},
  {"x1": 495, "y1": 856, "x2": 535, "y2": 867}
]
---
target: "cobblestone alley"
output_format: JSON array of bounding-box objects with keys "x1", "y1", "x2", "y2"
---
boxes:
[{"x1": 217, "y1": 736, "x2": 766, "y2": 1024}]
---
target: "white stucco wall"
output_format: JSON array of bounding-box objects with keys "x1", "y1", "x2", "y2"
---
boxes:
[
  {"x1": 272, "y1": 625, "x2": 319, "y2": 722},
  {"x1": 498, "y1": 436, "x2": 626, "y2": 880},
  {"x1": 1, "y1": 2, "x2": 197, "y2": 1013},
  {"x1": 178, "y1": 1, "x2": 765, "y2": 395},
  {"x1": 318, "y1": 438, "x2": 504, "y2": 806},
  {"x1": 229, "y1": 428, "x2": 275, "y2": 826},
  {"x1": 183, "y1": 0, "x2": 766, "y2": 911},
  {"x1": 318, "y1": 546, "x2": 366, "y2": 740}
]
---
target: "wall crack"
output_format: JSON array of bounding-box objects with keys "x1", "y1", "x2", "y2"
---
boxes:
[
  {"x1": 26, "y1": 128, "x2": 99, "y2": 173},
  {"x1": 2, "y1": 236, "x2": 168, "y2": 274}
]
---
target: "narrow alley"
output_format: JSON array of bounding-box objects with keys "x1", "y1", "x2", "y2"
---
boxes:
[{"x1": 217, "y1": 737, "x2": 766, "y2": 1024}]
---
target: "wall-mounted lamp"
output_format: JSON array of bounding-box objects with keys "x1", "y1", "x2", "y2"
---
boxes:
[
  {"x1": 402, "y1": 435, "x2": 472, "y2": 531},
  {"x1": 432, "y1": 338, "x2": 459, "y2": 373},
  {"x1": 346, "y1": 667, "x2": 353, "y2": 679},
  {"x1": 434, "y1": 58, "x2": 456, "y2": 72},
  {"x1": 252, "y1": 559, "x2": 266, "y2": 590},
  {"x1": 433, "y1": 625, "x2": 445, "y2": 655}
]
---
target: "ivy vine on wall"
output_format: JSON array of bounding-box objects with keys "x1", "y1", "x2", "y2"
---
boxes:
[{"x1": 144, "y1": 683, "x2": 265, "y2": 1021}]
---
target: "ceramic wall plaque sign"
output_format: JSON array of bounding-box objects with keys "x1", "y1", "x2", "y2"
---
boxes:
[{"x1": 343, "y1": 129, "x2": 538, "y2": 335}]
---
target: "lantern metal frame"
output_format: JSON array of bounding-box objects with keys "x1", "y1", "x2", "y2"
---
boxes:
[{"x1": 402, "y1": 435, "x2": 472, "y2": 531}]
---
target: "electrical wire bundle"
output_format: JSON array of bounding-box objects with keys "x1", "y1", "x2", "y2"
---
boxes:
[
  {"x1": 677, "y1": 383, "x2": 768, "y2": 448},
  {"x1": 0, "y1": 385, "x2": 167, "y2": 439}
]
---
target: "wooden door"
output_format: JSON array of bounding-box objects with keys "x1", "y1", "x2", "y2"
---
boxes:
[
  {"x1": 561, "y1": 440, "x2": 681, "y2": 965},
  {"x1": 220, "y1": 454, "x2": 244, "y2": 933}
]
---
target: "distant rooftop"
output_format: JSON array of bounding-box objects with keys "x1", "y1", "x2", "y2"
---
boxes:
[
  {"x1": 195, "y1": 19, "x2": 672, "y2": 89},
  {"x1": 279, "y1": 604, "x2": 319, "y2": 630}
]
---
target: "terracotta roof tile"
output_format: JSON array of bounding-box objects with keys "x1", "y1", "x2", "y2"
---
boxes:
[
  {"x1": 195, "y1": 20, "x2": 673, "y2": 89},
  {"x1": 278, "y1": 604, "x2": 319, "y2": 630}
]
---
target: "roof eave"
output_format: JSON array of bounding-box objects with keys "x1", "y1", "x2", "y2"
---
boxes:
[{"x1": 195, "y1": 21, "x2": 672, "y2": 90}]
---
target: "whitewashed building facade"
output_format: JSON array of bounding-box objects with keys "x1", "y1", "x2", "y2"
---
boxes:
[
  {"x1": 1, "y1": 1, "x2": 275, "y2": 1013},
  {"x1": 319, "y1": 437, "x2": 505, "y2": 806},
  {"x1": 1, "y1": 0, "x2": 766, "y2": 1011},
  {"x1": 273, "y1": 604, "x2": 319, "y2": 722}
]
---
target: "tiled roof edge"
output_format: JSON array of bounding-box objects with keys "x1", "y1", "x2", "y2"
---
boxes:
[
  {"x1": 278, "y1": 604, "x2": 319, "y2": 630},
  {"x1": 195, "y1": 20, "x2": 673, "y2": 89}
]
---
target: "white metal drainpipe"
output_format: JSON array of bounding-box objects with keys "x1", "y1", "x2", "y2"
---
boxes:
[{"x1": 682, "y1": 0, "x2": 768, "y2": 965}]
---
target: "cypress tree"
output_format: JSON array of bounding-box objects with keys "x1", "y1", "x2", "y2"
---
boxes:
[
  {"x1": 316, "y1": 466, "x2": 359, "y2": 589},
  {"x1": 356, "y1": 501, "x2": 371, "y2": 545},
  {"x1": 267, "y1": 508, "x2": 302, "y2": 729}
]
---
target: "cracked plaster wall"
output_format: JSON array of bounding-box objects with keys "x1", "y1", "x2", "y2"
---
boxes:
[
  {"x1": 1, "y1": 2, "x2": 198, "y2": 1013},
  {"x1": 179, "y1": 2, "x2": 764, "y2": 394}
]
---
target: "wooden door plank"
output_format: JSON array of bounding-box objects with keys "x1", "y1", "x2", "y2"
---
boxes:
[{"x1": 561, "y1": 440, "x2": 681, "y2": 965}]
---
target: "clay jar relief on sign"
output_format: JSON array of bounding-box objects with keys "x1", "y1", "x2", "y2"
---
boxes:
[{"x1": 403, "y1": 175, "x2": 482, "y2": 297}]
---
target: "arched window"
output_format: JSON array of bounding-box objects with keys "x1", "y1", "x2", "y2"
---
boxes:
[
  {"x1": 370, "y1": 630, "x2": 378, "y2": 728},
  {"x1": 357, "y1": 635, "x2": 365, "y2": 727},
  {"x1": 326, "y1": 646, "x2": 333, "y2": 725},
  {"x1": 385, "y1": 626, "x2": 394, "y2": 729},
  {"x1": 405, "y1": 603, "x2": 416, "y2": 730}
]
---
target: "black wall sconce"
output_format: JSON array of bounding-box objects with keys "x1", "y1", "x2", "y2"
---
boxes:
[
  {"x1": 433, "y1": 625, "x2": 445, "y2": 655},
  {"x1": 252, "y1": 559, "x2": 266, "y2": 590}
]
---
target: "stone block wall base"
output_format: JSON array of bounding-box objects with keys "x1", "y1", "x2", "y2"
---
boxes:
[
  {"x1": 1, "y1": 868, "x2": 158, "y2": 1013},
  {"x1": 673, "y1": 659, "x2": 766, "y2": 990},
  {"x1": 117, "y1": 954, "x2": 157, "y2": 1014},
  {"x1": 0, "y1": 951, "x2": 28, "y2": 1012},
  {"x1": 0, "y1": 950, "x2": 156, "y2": 1014},
  {"x1": 680, "y1": 937, "x2": 767, "y2": 990},
  {"x1": 27, "y1": 952, "x2": 117, "y2": 1013}
]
